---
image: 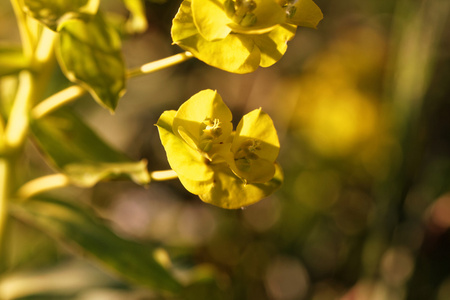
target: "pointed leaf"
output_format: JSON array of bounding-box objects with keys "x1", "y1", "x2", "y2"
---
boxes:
[
  {"x1": 10, "y1": 197, "x2": 181, "y2": 293},
  {"x1": 30, "y1": 109, "x2": 150, "y2": 186},
  {"x1": 57, "y1": 15, "x2": 126, "y2": 112},
  {"x1": 22, "y1": 0, "x2": 100, "y2": 31}
]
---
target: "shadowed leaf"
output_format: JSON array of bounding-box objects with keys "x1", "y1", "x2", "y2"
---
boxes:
[
  {"x1": 30, "y1": 109, "x2": 150, "y2": 187},
  {"x1": 10, "y1": 197, "x2": 182, "y2": 293},
  {"x1": 57, "y1": 14, "x2": 126, "y2": 112}
]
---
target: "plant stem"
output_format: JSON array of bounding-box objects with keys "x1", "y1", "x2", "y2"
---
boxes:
[
  {"x1": 16, "y1": 174, "x2": 71, "y2": 199},
  {"x1": 4, "y1": 71, "x2": 33, "y2": 150},
  {"x1": 150, "y1": 170, "x2": 178, "y2": 181},
  {"x1": 10, "y1": 0, "x2": 35, "y2": 58},
  {"x1": 127, "y1": 51, "x2": 193, "y2": 78},
  {"x1": 0, "y1": 159, "x2": 9, "y2": 270},
  {"x1": 32, "y1": 52, "x2": 194, "y2": 118},
  {"x1": 33, "y1": 28, "x2": 57, "y2": 66},
  {"x1": 32, "y1": 85, "x2": 86, "y2": 119}
]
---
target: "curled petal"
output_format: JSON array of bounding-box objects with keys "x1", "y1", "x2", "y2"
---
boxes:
[{"x1": 156, "y1": 110, "x2": 214, "y2": 182}]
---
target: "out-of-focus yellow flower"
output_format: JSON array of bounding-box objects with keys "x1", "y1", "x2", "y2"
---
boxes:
[{"x1": 171, "y1": 0, "x2": 323, "y2": 73}]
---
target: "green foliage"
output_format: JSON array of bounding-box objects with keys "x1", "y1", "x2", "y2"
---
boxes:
[
  {"x1": 0, "y1": 0, "x2": 329, "y2": 297},
  {"x1": 21, "y1": 0, "x2": 100, "y2": 31},
  {"x1": 156, "y1": 89, "x2": 282, "y2": 208},
  {"x1": 57, "y1": 14, "x2": 126, "y2": 112},
  {"x1": 10, "y1": 197, "x2": 181, "y2": 293},
  {"x1": 30, "y1": 109, "x2": 150, "y2": 187},
  {"x1": 171, "y1": 0, "x2": 322, "y2": 73}
]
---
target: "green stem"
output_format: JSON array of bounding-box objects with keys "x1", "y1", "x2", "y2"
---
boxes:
[
  {"x1": 32, "y1": 52, "x2": 194, "y2": 118},
  {"x1": 0, "y1": 159, "x2": 9, "y2": 270},
  {"x1": 32, "y1": 85, "x2": 86, "y2": 119},
  {"x1": 10, "y1": 0, "x2": 35, "y2": 58},
  {"x1": 0, "y1": 9, "x2": 57, "y2": 269},
  {"x1": 4, "y1": 71, "x2": 33, "y2": 150},
  {"x1": 16, "y1": 174, "x2": 71, "y2": 199},
  {"x1": 127, "y1": 51, "x2": 193, "y2": 78},
  {"x1": 150, "y1": 170, "x2": 178, "y2": 181}
]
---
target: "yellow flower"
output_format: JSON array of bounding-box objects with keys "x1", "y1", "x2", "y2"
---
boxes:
[
  {"x1": 156, "y1": 89, "x2": 283, "y2": 209},
  {"x1": 171, "y1": 0, "x2": 323, "y2": 73}
]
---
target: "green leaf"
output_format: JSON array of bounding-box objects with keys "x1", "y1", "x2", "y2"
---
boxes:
[
  {"x1": 57, "y1": 14, "x2": 126, "y2": 112},
  {"x1": 122, "y1": 0, "x2": 148, "y2": 34},
  {"x1": 286, "y1": 0, "x2": 323, "y2": 28},
  {"x1": 10, "y1": 197, "x2": 182, "y2": 293},
  {"x1": 0, "y1": 46, "x2": 30, "y2": 76},
  {"x1": 199, "y1": 163, "x2": 283, "y2": 209},
  {"x1": 22, "y1": 0, "x2": 100, "y2": 31},
  {"x1": 30, "y1": 109, "x2": 150, "y2": 187}
]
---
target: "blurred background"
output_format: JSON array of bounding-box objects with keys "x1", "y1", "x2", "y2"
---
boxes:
[{"x1": 1, "y1": 0, "x2": 450, "y2": 299}]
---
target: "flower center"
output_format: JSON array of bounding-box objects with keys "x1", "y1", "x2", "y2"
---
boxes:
[
  {"x1": 199, "y1": 118, "x2": 223, "y2": 152},
  {"x1": 201, "y1": 118, "x2": 222, "y2": 138},
  {"x1": 234, "y1": 139, "x2": 262, "y2": 170},
  {"x1": 278, "y1": 0, "x2": 297, "y2": 19},
  {"x1": 224, "y1": 0, "x2": 258, "y2": 27}
]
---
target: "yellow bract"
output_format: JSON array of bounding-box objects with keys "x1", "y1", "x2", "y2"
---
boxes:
[
  {"x1": 157, "y1": 90, "x2": 283, "y2": 209},
  {"x1": 171, "y1": 0, "x2": 322, "y2": 73}
]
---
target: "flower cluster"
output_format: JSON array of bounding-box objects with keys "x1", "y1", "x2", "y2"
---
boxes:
[
  {"x1": 157, "y1": 89, "x2": 282, "y2": 209},
  {"x1": 171, "y1": 0, "x2": 323, "y2": 73}
]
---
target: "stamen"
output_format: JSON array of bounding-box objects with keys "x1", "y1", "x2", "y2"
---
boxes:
[
  {"x1": 199, "y1": 118, "x2": 223, "y2": 152},
  {"x1": 202, "y1": 118, "x2": 222, "y2": 138},
  {"x1": 224, "y1": 0, "x2": 258, "y2": 27},
  {"x1": 234, "y1": 139, "x2": 261, "y2": 161}
]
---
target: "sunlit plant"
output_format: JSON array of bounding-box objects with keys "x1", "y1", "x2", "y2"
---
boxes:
[
  {"x1": 0, "y1": 0, "x2": 322, "y2": 297},
  {"x1": 172, "y1": 0, "x2": 323, "y2": 73}
]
